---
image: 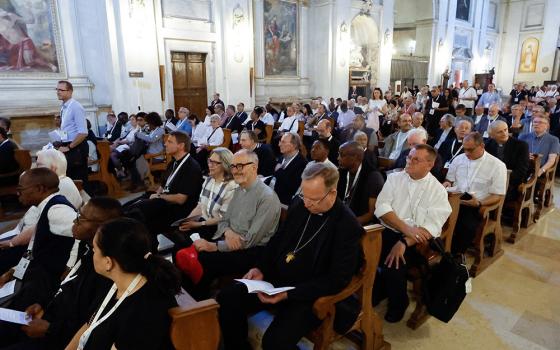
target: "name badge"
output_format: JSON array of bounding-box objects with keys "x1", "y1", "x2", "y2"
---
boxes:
[
  {"x1": 429, "y1": 109, "x2": 435, "y2": 115},
  {"x1": 483, "y1": 131, "x2": 489, "y2": 138},
  {"x1": 484, "y1": 103, "x2": 489, "y2": 108},
  {"x1": 514, "y1": 98, "x2": 519, "y2": 102},
  {"x1": 477, "y1": 89, "x2": 483, "y2": 94},
  {"x1": 432, "y1": 102, "x2": 440, "y2": 108},
  {"x1": 58, "y1": 130, "x2": 68, "y2": 142},
  {"x1": 13, "y1": 257, "x2": 31, "y2": 280}
]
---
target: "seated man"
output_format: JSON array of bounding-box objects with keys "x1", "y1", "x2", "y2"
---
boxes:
[
  {"x1": 412, "y1": 112, "x2": 426, "y2": 132},
  {"x1": 1, "y1": 197, "x2": 122, "y2": 349},
  {"x1": 471, "y1": 105, "x2": 487, "y2": 130},
  {"x1": 272, "y1": 106, "x2": 299, "y2": 156},
  {"x1": 245, "y1": 107, "x2": 268, "y2": 143},
  {"x1": 475, "y1": 103, "x2": 507, "y2": 138},
  {"x1": 337, "y1": 141, "x2": 384, "y2": 225},
  {"x1": 309, "y1": 138, "x2": 337, "y2": 168},
  {"x1": 392, "y1": 128, "x2": 445, "y2": 181},
  {"x1": 0, "y1": 168, "x2": 76, "y2": 310},
  {"x1": 316, "y1": 119, "x2": 341, "y2": 165},
  {"x1": 270, "y1": 133, "x2": 308, "y2": 205},
  {"x1": 126, "y1": 131, "x2": 202, "y2": 245},
  {"x1": 439, "y1": 118, "x2": 472, "y2": 167},
  {"x1": 519, "y1": 115, "x2": 560, "y2": 176},
  {"x1": 374, "y1": 144, "x2": 452, "y2": 322},
  {"x1": 0, "y1": 126, "x2": 19, "y2": 186},
  {"x1": 486, "y1": 120, "x2": 529, "y2": 202},
  {"x1": 339, "y1": 114, "x2": 377, "y2": 148},
  {"x1": 222, "y1": 104, "x2": 243, "y2": 134},
  {"x1": 380, "y1": 113, "x2": 413, "y2": 160},
  {"x1": 180, "y1": 150, "x2": 281, "y2": 299},
  {"x1": 353, "y1": 130, "x2": 378, "y2": 170},
  {"x1": 444, "y1": 132, "x2": 507, "y2": 254},
  {"x1": 510, "y1": 103, "x2": 531, "y2": 137},
  {"x1": 217, "y1": 163, "x2": 363, "y2": 350},
  {"x1": 430, "y1": 114, "x2": 455, "y2": 150},
  {"x1": 239, "y1": 130, "x2": 276, "y2": 177}
]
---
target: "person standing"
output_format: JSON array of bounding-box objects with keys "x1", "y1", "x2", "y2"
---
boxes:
[{"x1": 55, "y1": 81, "x2": 89, "y2": 190}]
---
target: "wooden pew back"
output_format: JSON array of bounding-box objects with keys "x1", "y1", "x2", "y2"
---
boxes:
[
  {"x1": 169, "y1": 296, "x2": 221, "y2": 350},
  {"x1": 88, "y1": 140, "x2": 123, "y2": 197},
  {"x1": 534, "y1": 155, "x2": 559, "y2": 220}
]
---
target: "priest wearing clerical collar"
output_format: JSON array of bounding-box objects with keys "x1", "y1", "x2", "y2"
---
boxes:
[
  {"x1": 374, "y1": 144, "x2": 451, "y2": 323},
  {"x1": 438, "y1": 118, "x2": 472, "y2": 167},
  {"x1": 217, "y1": 162, "x2": 363, "y2": 350}
]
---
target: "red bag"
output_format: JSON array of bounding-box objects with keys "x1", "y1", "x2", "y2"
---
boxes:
[{"x1": 175, "y1": 246, "x2": 204, "y2": 284}]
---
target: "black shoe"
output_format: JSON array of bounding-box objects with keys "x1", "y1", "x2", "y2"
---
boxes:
[{"x1": 384, "y1": 299, "x2": 409, "y2": 323}]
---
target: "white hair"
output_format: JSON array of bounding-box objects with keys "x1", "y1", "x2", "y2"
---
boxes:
[
  {"x1": 407, "y1": 128, "x2": 428, "y2": 142},
  {"x1": 36, "y1": 148, "x2": 67, "y2": 176},
  {"x1": 209, "y1": 114, "x2": 221, "y2": 123}
]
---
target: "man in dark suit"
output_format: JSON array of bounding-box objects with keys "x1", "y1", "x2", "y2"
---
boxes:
[
  {"x1": 486, "y1": 120, "x2": 529, "y2": 202},
  {"x1": 430, "y1": 114, "x2": 456, "y2": 150},
  {"x1": 424, "y1": 86, "x2": 448, "y2": 137},
  {"x1": 235, "y1": 102, "x2": 249, "y2": 124},
  {"x1": 393, "y1": 129, "x2": 445, "y2": 182},
  {"x1": 210, "y1": 92, "x2": 225, "y2": 108},
  {"x1": 316, "y1": 119, "x2": 340, "y2": 165},
  {"x1": 104, "y1": 112, "x2": 124, "y2": 143},
  {"x1": 217, "y1": 162, "x2": 362, "y2": 350},
  {"x1": 270, "y1": 132, "x2": 308, "y2": 205},
  {"x1": 239, "y1": 130, "x2": 276, "y2": 177},
  {"x1": 0, "y1": 126, "x2": 19, "y2": 186},
  {"x1": 222, "y1": 105, "x2": 243, "y2": 133},
  {"x1": 474, "y1": 103, "x2": 507, "y2": 138},
  {"x1": 438, "y1": 118, "x2": 472, "y2": 167}
]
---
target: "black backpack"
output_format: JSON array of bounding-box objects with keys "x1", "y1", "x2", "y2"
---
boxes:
[{"x1": 422, "y1": 238, "x2": 470, "y2": 323}]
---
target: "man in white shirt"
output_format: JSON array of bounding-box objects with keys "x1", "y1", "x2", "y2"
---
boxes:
[
  {"x1": 443, "y1": 132, "x2": 507, "y2": 254},
  {"x1": 380, "y1": 113, "x2": 413, "y2": 159},
  {"x1": 458, "y1": 80, "x2": 478, "y2": 115},
  {"x1": 278, "y1": 106, "x2": 299, "y2": 134},
  {"x1": 374, "y1": 144, "x2": 451, "y2": 322}
]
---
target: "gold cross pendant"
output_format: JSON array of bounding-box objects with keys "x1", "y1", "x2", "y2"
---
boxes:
[{"x1": 285, "y1": 252, "x2": 295, "y2": 263}]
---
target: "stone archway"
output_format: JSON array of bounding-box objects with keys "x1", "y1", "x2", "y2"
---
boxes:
[{"x1": 350, "y1": 14, "x2": 379, "y2": 94}]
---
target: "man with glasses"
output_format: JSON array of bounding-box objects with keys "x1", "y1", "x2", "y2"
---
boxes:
[
  {"x1": 519, "y1": 115, "x2": 560, "y2": 175},
  {"x1": 2, "y1": 197, "x2": 122, "y2": 350},
  {"x1": 444, "y1": 132, "x2": 507, "y2": 254},
  {"x1": 337, "y1": 141, "x2": 384, "y2": 225},
  {"x1": 54, "y1": 80, "x2": 89, "y2": 189},
  {"x1": 180, "y1": 149, "x2": 280, "y2": 299},
  {"x1": 374, "y1": 144, "x2": 451, "y2": 323},
  {"x1": 218, "y1": 162, "x2": 363, "y2": 350},
  {"x1": 0, "y1": 168, "x2": 75, "y2": 314}
]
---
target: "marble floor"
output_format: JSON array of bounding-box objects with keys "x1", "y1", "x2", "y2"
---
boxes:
[{"x1": 380, "y1": 183, "x2": 560, "y2": 350}]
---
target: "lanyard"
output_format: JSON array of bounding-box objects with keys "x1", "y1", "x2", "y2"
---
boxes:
[
  {"x1": 164, "y1": 154, "x2": 190, "y2": 191},
  {"x1": 0, "y1": 139, "x2": 9, "y2": 148},
  {"x1": 205, "y1": 179, "x2": 228, "y2": 218},
  {"x1": 60, "y1": 100, "x2": 74, "y2": 120},
  {"x1": 449, "y1": 140, "x2": 464, "y2": 162},
  {"x1": 78, "y1": 274, "x2": 143, "y2": 350},
  {"x1": 466, "y1": 156, "x2": 484, "y2": 192},
  {"x1": 344, "y1": 165, "x2": 362, "y2": 203},
  {"x1": 206, "y1": 128, "x2": 218, "y2": 143},
  {"x1": 281, "y1": 153, "x2": 298, "y2": 169}
]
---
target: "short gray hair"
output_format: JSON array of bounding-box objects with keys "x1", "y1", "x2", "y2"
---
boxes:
[
  {"x1": 489, "y1": 120, "x2": 508, "y2": 133},
  {"x1": 234, "y1": 149, "x2": 259, "y2": 165},
  {"x1": 36, "y1": 148, "x2": 67, "y2": 176},
  {"x1": 407, "y1": 128, "x2": 428, "y2": 142},
  {"x1": 442, "y1": 113, "x2": 455, "y2": 127},
  {"x1": 209, "y1": 114, "x2": 221, "y2": 123},
  {"x1": 283, "y1": 132, "x2": 302, "y2": 150},
  {"x1": 210, "y1": 147, "x2": 234, "y2": 180},
  {"x1": 353, "y1": 130, "x2": 368, "y2": 140},
  {"x1": 301, "y1": 162, "x2": 339, "y2": 190}
]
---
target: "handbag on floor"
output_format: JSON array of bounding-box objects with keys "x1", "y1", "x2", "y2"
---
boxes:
[{"x1": 422, "y1": 238, "x2": 470, "y2": 323}]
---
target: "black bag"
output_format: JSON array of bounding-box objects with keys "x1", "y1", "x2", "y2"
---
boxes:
[
  {"x1": 422, "y1": 238, "x2": 469, "y2": 323},
  {"x1": 128, "y1": 137, "x2": 148, "y2": 158}
]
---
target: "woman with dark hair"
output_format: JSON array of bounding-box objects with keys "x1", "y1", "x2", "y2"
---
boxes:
[
  {"x1": 443, "y1": 88, "x2": 455, "y2": 115},
  {"x1": 66, "y1": 218, "x2": 180, "y2": 350},
  {"x1": 366, "y1": 87, "x2": 387, "y2": 131},
  {"x1": 303, "y1": 103, "x2": 313, "y2": 119},
  {"x1": 127, "y1": 112, "x2": 164, "y2": 189}
]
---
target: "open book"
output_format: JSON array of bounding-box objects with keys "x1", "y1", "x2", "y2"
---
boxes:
[{"x1": 235, "y1": 279, "x2": 294, "y2": 296}]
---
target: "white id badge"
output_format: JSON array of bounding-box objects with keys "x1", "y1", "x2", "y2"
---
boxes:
[
  {"x1": 190, "y1": 233, "x2": 201, "y2": 241},
  {"x1": 432, "y1": 102, "x2": 440, "y2": 108},
  {"x1": 514, "y1": 98, "x2": 518, "y2": 102},
  {"x1": 484, "y1": 103, "x2": 489, "y2": 108},
  {"x1": 58, "y1": 130, "x2": 68, "y2": 142},
  {"x1": 444, "y1": 161, "x2": 450, "y2": 169},
  {"x1": 13, "y1": 257, "x2": 31, "y2": 280},
  {"x1": 429, "y1": 109, "x2": 435, "y2": 115},
  {"x1": 465, "y1": 277, "x2": 473, "y2": 294}
]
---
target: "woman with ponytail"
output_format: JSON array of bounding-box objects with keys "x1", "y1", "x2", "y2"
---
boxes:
[{"x1": 65, "y1": 218, "x2": 180, "y2": 350}]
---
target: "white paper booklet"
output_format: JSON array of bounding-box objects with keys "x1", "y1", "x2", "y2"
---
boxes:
[
  {"x1": 0, "y1": 307, "x2": 30, "y2": 325},
  {"x1": 235, "y1": 279, "x2": 294, "y2": 296},
  {"x1": 0, "y1": 280, "x2": 16, "y2": 299},
  {"x1": 0, "y1": 228, "x2": 19, "y2": 241}
]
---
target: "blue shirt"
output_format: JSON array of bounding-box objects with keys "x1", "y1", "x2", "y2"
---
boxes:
[
  {"x1": 519, "y1": 132, "x2": 560, "y2": 166},
  {"x1": 476, "y1": 92, "x2": 501, "y2": 108},
  {"x1": 60, "y1": 98, "x2": 87, "y2": 142},
  {"x1": 176, "y1": 118, "x2": 192, "y2": 136}
]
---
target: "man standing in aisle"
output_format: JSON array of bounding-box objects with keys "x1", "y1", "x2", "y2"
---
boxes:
[{"x1": 55, "y1": 81, "x2": 89, "y2": 190}]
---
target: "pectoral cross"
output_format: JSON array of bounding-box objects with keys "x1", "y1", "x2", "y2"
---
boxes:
[{"x1": 285, "y1": 252, "x2": 295, "y2": 263}]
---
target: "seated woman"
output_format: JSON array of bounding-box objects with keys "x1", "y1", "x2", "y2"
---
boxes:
[
  {"x1": 191, "y1": 112, "x2": 210, "y2": 150},
  {"x1": 172, "y1": 147, "x2": 236, "y2": 247},
  {"x1": 127, "y1": 112, "x2": 164, "y2": 190},
  {"x1": 110, "y1": 114, "x2": 140, "y2": 178},
  {"x1": 194, "y1": 114, "x2": 224, "y2": 172},
  {"x1": 65, "y1": 218, "x2": 180, "y2": 350}
]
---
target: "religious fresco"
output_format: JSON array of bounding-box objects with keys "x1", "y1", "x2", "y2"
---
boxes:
[
  {"x1": 263, "y1": 0, "x2": 298, "y2": 77},
  {"x1": 0, "y1": 0, "x2": 65, "y2": 76},
  {"x1": 518, "y1": 37, "x2": 539, "y2": 73}
]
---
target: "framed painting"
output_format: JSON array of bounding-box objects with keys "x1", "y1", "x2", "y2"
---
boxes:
[
  {"x1": 456, "y1": 0, "x2": 471, "y2": 22},
  {"x1": 518, "y1": 37, "x2": 539, "y2": 73},
  {"x1": 263, "y1": 0, "x2": 298, "y2": 77},
  {"x1": 0, "y1": 0, "x2": 65, "y2": 78}
]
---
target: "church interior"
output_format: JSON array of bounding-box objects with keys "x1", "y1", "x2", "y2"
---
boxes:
[{"x1": 0, "y1": 0, "x2": 559, "y2": 349}]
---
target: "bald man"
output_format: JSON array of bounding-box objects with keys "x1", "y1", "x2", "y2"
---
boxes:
[{"x1": 486, "y1": 120, "x2": 529, "y2": 202}]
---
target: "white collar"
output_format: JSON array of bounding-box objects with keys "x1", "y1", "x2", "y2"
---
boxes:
[{"x1": 38, "y1": 192, "x2": 60, "y2": 213}]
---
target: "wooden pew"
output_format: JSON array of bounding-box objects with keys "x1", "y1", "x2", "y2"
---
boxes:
[
  {"x1": 406, "y1": 192, "x2": 461, "y2": 329},
  {"x1": 144, "y1": 134, "x2": 171, "y2": 188},
  {"x1": 88, "y1": 140, "x2": 123, "y2": 197},
  {"x1": 469, "y1": 170, "x2": 511, "y2": 277},
  {"x1": 307, "y1": 224, "x2": 391, "y2": 350},
  {"x1": 505, "y1": 155, "x2": 540, "y2": 243},
  {"x1": 169, "y1": 293, "x2": 220, "y2": 350},
  {"x1": 0, "y1": 149, "x2": 32, "y2": 220},
  {"x1": 533, "y1": 155, "x2": 559, "y2": 220},
  {"x1": 265, "y1": 125, "x2": 273, "y2": 144},
  {"x1": 377, "y1": 157, "x2": 394, "y2": 172}
]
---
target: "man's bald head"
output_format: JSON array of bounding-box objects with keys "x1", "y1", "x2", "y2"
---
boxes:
[
  {"x1": 21, "y1": 168, "x2": 59, "y2": 192},
  {"x1": 339, "y1": 141, "x2": 364, "y2": 162}
]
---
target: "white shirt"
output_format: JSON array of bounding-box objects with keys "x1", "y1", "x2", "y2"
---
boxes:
[
  {"x1": 389, "y1": 131, "x2": 409, "y2": 160},
  {"x1": 375, "y1": 171, "x2": 452, "y2": 237},
  {"x1": 446, "y1": 151, "x2": 507, "y2": 200},
  {"x1": 87, "y1": 141, "x2": 99, "y2": 173},
  {"x1": 36, "y1": 193, "x2": 76, "y2": 238},
  {"x1": 474, "y1": 114, "x2": 484, "y2": 125},
  {"x1": 201, "y1": 127, "x2": 224, "y2": 146},
  {"x1": 459, "y1": 87, "x2": 477, "y2": 108},
  {"x1": 192, "y1": 123, "x2": 210, "y2": 147},
  {"x1": 279, "y1": 116, "x2": 299, "y2": 133},
  {"x1": 367, "y1": 99, "x2": 386, "y2": 131},
  {"x1": 261, "y1": 113, "x2": 275, "y2": 126},
  {"x1": 59, "y1": 176, "x2": 83, "y2": 209}
]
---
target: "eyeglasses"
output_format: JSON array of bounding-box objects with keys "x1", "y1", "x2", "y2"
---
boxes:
[
  {"x1": 406, "y1": 155, "x2": 430, "y2": 164},
  {"x1": 75, "y1": 211, "x2": 100, "y2": 224},
  {"x1": 55, "y1": 88, "x2": 69, "y2": 92},
  {"x1": 229, "y1": 162, "x2": 254, "y2": 171},
  {"x1": 297, "y1": 190, "x2": 333, "y2": 207},
  {"x1": 207, "y1": 159, "x2": 222, "y2": 166}
]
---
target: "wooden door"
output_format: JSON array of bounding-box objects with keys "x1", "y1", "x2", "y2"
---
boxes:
[{"x1": 171, "y1": 52, "x2": 207, "y2": 120}]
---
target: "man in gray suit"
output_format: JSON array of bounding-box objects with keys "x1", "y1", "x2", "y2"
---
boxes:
[{"x1": 380, "y1": 113, "x2": 413, "y2": 159}]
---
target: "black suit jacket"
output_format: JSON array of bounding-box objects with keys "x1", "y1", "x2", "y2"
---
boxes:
[
  {"x1": 273, "y1": 153, "x2": 308, "y2": 205},
  {"x1": 254, "y1": 143, "x2": 276, "y2": 177},
  {"x1": 438, "y1": 135, "x2": 462, "y2": 164},
  {"x1": 222, "y1": 115, "x2": 243, "y2": 133},
  {"x1": 486, "y1": 137, "x2": 529, "y2": 190},
  {"x1": 235, "y1": 111, "x2": 248, "y2": 124},
  {"x1": 430, "y1": 128, "x2": 456, "y2": 148},
  {"x1": 0, "y1": 139, "x2": 18, "y2": 174},
  {"x1": 105, "y1": 121, "x2": 123, "y2": 143}
]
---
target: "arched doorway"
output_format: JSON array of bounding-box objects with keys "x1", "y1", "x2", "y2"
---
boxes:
[{"x1": 349, "y1": 14, "x2": 379, "y2": 98}]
